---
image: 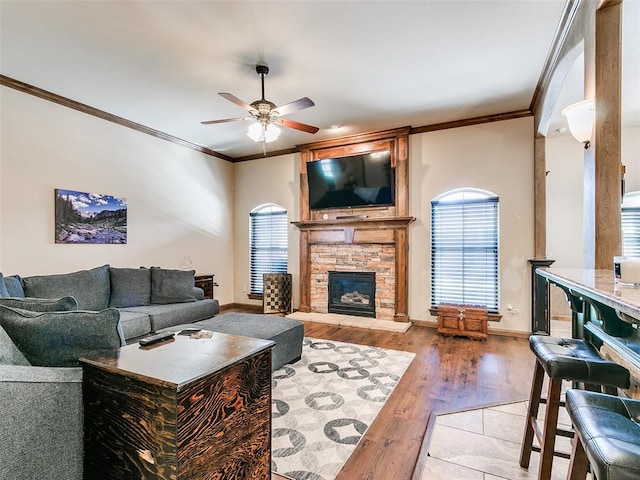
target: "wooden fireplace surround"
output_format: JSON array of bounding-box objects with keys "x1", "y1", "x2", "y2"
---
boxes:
[{"x1": 293, "y1": 127, "x2": 415, "y2": 322}]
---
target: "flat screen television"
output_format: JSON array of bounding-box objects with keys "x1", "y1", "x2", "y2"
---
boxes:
[{"x1": 307, "y1": 151, "x2": 395, "y2": 210}]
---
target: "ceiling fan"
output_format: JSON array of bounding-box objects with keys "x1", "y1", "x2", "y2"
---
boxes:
[{"x1": 201, "y1": 64, "x2": 319, "y2": 144}]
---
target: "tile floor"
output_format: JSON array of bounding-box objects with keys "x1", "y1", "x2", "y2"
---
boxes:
[{"x1": 423, "y1": 396, "x2": 591, "y2": 480}]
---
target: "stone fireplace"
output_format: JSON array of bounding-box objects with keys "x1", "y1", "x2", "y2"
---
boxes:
[
  {"x1": 328, "y1": 271, "x2": 376, "y2": 318},
  {"x1": 309, "y1": 243, "x2": 396, "y2": 319}
]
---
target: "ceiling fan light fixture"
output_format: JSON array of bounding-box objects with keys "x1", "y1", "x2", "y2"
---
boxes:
[
  {"x1": 203, "y1": 63, "x2": 318, "y2": 144},
  {"x1": 264, "y1": 123, "x2": 281, "y2": 143},
  {"x1": 247, "y1": 121, "x2": 281, "y2": 143},
  {"x1": 247, "y1": 121, "x2": 265, "y2": 142}
]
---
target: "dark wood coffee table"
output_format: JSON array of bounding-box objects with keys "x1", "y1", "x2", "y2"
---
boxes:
[{"x1": 81, "y1": 332, "x2": 274, "y2": 480}]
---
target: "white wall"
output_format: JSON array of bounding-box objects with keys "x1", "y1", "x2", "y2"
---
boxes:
[
  {"x1": 545, "y1": 126, "x2": 640, "y2": 318},
  {"x1": 232, "y1": 153, "x2": 300, "y2": 309},
  {"x1": 234, "y1": 117, "x2": 535, "y2": 332},
  {"x1": 546, "y1": 126, "x2": 640, "y2": 271},
  {"x1": 0, "y1": 87, "x2": 236, "y2": 304},
  {"x1": 408, "y1": 117, "x2": 534, "y2": 332},
  {"x1": 546, "y1": 135, "x2": 585, "y2": 268}
]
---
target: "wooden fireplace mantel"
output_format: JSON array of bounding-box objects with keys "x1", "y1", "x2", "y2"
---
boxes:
[
  {"x1": 292, "y1": 216, "x2": 415, "y2": 245},
  {"x1": 293, "y1": 216, "x2": 415, "y2": 229},
  {"x1": 294, "y1": 127, "x2": 414, "y2": 323}
]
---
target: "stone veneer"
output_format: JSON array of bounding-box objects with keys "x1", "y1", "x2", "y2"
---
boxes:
[{"x1": 309, "y1": 244, "x2": 396, "y2": 320}]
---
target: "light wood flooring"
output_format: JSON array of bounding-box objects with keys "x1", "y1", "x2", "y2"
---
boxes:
[{"x1": 295, "y1": 321, "x2": 535, "y2": 480}]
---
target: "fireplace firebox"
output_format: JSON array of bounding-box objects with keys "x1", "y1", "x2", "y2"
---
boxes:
[{"x1": 327, "y1": 271, "x2": 376, "y2": 318}]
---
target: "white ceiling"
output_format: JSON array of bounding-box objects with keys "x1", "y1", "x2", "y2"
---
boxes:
[{"x1": 1, "y1": 1, "x2": 638, "y2": 159}]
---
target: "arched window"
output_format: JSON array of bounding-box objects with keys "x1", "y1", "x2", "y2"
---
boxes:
[
  {"x1": 249, "y1": 204, "x2": 288, "y2": 295},
  {"x1": 622, "y1": 191, "x2": 640, "y2": 257},
  {"x1": 431, "y1": 188, "x2": 499, "y2": 312}
]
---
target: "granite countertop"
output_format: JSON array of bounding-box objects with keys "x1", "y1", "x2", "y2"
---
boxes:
[{"x1": 538, "y1": 268, "x2": 640, "y2": 321}]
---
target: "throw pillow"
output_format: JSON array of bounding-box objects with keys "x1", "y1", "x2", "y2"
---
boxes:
[
  {"x1": 0, "y1": 296, "x2": 78, "y2": 312},
  {"x1": 109, "y1": 267, "x2": 151, "y2": 308},
  {"x1": 150, "y1": 267, "x2": 196, "y2": 304},
  {"x1": 22, "y1": 265, "x2": 110, "y2": 311},
  {"x1": 0, "y1": 273, "x2": 9, "y2": 298},
  {"x1": 3, "y1": 275, "x2": 24, "y2": 298},
  {"x1": 0, "y1": 305, "x2": 125, "y2": 367}
]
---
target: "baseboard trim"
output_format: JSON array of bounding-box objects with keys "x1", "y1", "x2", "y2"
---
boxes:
[
  {"x1": 411, "y1": 318, "x2": 530, "y2": 339},
  {"x1": 410, "y1": 319, "x2": 438, "y2": 329},
  {"x1": 219, "y1": 302, "x2": 263, "y2": 313}
]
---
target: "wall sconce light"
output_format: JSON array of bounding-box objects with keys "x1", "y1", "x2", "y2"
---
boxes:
[
  {"x1": 247, "y1": 121, "x2": 281, "y2": 143},
  {"x1": 562, "y1": 99, "x2": 595, "y2": 149}
]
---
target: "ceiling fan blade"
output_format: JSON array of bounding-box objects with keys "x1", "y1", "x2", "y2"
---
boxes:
[
  {"x1": 276, "y1": 117, "x2": 320, "y2": 134},
  {"x1": 218, "y1": 92, "x2": 256, "y2": 113},
  {"x1": 201, "y1": 116, "x2": 250, "y2": 125},
  {"x1": 274, "y1": 97, "x2": 315, "y2": 116}
]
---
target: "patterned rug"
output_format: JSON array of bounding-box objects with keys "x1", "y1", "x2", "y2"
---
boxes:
[{"x1": 271, "y1": 337, "x2": 416, "y2": 480}]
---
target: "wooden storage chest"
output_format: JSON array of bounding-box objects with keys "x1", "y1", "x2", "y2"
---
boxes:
[{"x1": 437, "y1": 304, "x2": 488, "y2": 340}]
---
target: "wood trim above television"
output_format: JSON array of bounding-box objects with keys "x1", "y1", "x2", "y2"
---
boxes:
[{"x1": 297, "y1": 127, "x2": 411, "y2": 222}]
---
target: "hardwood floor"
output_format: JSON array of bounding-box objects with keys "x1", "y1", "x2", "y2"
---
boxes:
[{"x1": 299, "y1": 321, "x2": 535, "y2": 480}]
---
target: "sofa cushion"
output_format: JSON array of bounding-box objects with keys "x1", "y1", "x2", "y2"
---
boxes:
[
  {"x1": 0, "y1": 305, "x2": 125, "y2": 367},
  {"x1": 0, "y1": 296, "x2": 78, "y2": 312},
  {"x1": 23, "y1": 265, "x2": 111, "y2": 311},
  {"x1": 0, "y1": 324, "x2": 30, "y2": 366},
  {"x1": 122, "y1": 299, "x2": 219, "y2": 332},
  {"x1": 3, "y1": 275, "x2": 24, "y2": 298},
  {"x1": 161, "y1": 313, "x2": 304, "y2": 371},
  {"x1": 0, "y1": 273, "x2": 9, "y2": 298},
  {"x1": 117, "y1": 310, "x2": 152, "y2": 341},
  {"x1": 150, "y1": 267, "x2": 196, "y2": 304},
  {"x1": 196, "y1": 313, "x2": 304, "y2": 371},
  {"x1": 109, "y1": 267, "x2": 151, "y2": 308}
]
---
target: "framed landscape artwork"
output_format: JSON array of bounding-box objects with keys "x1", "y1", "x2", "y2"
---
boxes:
[{"x1": 55, "y1": 189, "x2": 127, "y2": 244}]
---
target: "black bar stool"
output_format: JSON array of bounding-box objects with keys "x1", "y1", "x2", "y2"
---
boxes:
[
  {"x1": 519, "y1": 335, "x2": 630, "y2": 480},
  {"x1": 565, "y1": 389, "x2": 640, "y2": 480}
]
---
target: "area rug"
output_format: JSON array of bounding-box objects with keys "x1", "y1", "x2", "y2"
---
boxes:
[{"x1": 271, "y1": 337, "x2": 416, "y2": 480}]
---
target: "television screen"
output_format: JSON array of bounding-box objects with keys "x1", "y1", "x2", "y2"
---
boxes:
[{"x1": 307, "y1": 151, "x2": 395, "y2": 210}]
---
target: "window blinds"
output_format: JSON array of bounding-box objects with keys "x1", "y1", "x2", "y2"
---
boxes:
[
  {"x1": 431, "y1": 196, "x2": 499, "y2": 312},
  {"x1": 622, "y1": 207, "x2": 640, "y2": 257},
  {"x1": 249, "y1": 209, "x2": 288, "y2": 294}
]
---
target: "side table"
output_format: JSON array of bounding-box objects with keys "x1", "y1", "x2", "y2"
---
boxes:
[
  {"x1": 81, "y1": 333, "x2": 274, "y2": 479},
  {"x1": 194, "y1": 273, "x2": 217, "y2": 300}
]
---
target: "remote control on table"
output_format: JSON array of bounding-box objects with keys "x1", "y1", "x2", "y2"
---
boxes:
[
  {"x1": 178, "y1": 328, "x2": 202, "y2": 336},
  {"x1": 139, "y1": 331, "x2": 175, "y2": 346}
]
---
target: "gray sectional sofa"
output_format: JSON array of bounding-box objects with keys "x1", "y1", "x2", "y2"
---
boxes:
[
  {"x1": 0, "y1": 264, "x2": 219, "y2": 480},
  {"x1": 1, "y1": 264, "x2": 220, "y2": 342},
  {"x1": 0, "y1": 264, "x2": 303, "y2": 480}
]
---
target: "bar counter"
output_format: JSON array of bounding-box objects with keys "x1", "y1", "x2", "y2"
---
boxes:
[
  {"x1": 536, "y1": 267, "x2": 640, "y2": 375},
  {"x1": 538, "y1": 268, "x2": 640, "y2": 321}
]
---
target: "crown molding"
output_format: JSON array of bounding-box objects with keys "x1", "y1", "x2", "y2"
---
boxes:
[{"x1": 0, "y1": 75, "x2": 234, "y2": 162}]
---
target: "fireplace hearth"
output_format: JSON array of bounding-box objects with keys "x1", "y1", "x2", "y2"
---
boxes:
[{"x1": 328, "y1": 271, "x2": 376, "y2": 318}]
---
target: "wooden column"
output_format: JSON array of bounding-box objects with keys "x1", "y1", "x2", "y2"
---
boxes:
[
  {"x1": 529, "y1": 258, "x2": 555, "y2": 334},
  {"x1": 298, "y1": 147, "x2": 312, "y2": 313},
  {"x1": 533, "y1": 135, "x2": 547, "y2": 258},
  {"x1": 583, "y1": 0, "x2": 623, "y2": 269},
  {"x1": 394, "y1": 228, "x2": 410, "y2": 322}
]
